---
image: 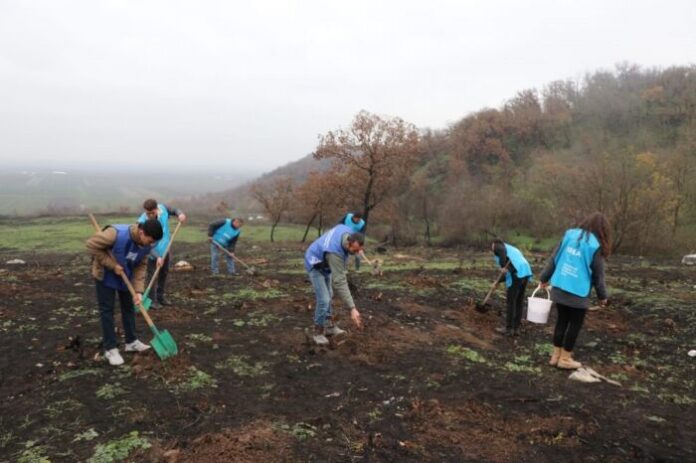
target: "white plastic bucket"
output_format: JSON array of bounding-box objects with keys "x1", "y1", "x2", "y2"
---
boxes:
[{"x1": 527, "y1": 286, "x2": 552, "y2": 324}]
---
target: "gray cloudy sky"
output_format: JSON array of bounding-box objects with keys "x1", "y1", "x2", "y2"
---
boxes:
[{"x1": 0, "y1": 0, "x2": 694, "y2": 173}]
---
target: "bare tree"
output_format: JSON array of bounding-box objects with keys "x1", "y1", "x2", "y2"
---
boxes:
[{"x1": 251, "y1": 177, "x2": 294, "y2": 242}]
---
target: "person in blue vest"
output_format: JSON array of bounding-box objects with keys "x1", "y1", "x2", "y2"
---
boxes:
[
  {"x1": 337, "y1": 211, "x2": 367, "y2": 270},
  {"x1": 491, "y1": 238, "x2": 533, "y2": 336},
  {"x1": 304, "y1": 224, "x2": 365, "y2": 346},
  {"x1": 208, "y1": 217, "x2": 244, "y2": 275},
  {"x1": 138, "y1": 199, "x2": 187, "y2": 308},
  {"x1": 540, "y1": 212, "x2": 610, "y2": 370},
  {"x1": 86, "y1": 219, "x2": 164, "y2": 366}
]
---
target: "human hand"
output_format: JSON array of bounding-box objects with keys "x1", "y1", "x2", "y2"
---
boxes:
[
  {"x1": 156, "y1": 257, "x2": 164, "y2": 268},
  {"x1": 134, "y1": 293, "x2": 143, "y2": 306},
  {"x1": 599, "y1": 299, "x2": 608, "y2": 307},
  {"x1": 350, "y1": 308, "x2": 363, "y2": 329},
  {"x1": 178, "y1": 213, "x2": 187, "y2": 223},
  {"x1": 114, "y1": 265, "x2": 125, "y2": 276},
  {"x1": 539, "y1": 281, "x2": 549, "y2": 289}
]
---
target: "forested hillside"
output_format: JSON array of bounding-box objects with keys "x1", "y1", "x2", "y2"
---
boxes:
[{"x1": 244, "y1": 64, "x2": 696, "y2": 255}]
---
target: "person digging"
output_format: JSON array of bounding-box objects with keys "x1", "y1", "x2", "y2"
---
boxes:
[
  {"x1": 304, "y1": 224, "x2": 365, "y2": 346},
  {"x1": 491, "y1": 238, "x2": 533, "y2": 336},
  {"x1": 86, "y1": 218, "x2": 163, "y2": 366},
  {"x1": 208, "y1": 217, "x2": 244, "y2": 276},
  {"x1": 137, "y1": 198, "x2": 187, "y2": 308}
]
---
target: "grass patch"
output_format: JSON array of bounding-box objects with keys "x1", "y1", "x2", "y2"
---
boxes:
[
  {"x1": 45, "y1": 398, "x2": 84, "y2": 418},
  {"x1": 173, "y1": 367, "x2": 218, "y2": 393},
  {"x1": 88, "y1": 431, "x2": 151, "y2": 463},
  {"x1": 275, "y1": 422, "x2": 317, "y2": 441},
  {"x1": 18, "y1": 441, "x2": 50, "y2": 463},
  {"x1": 232, "y1": 311, "x2": 281, "y2": 328},
  {"x1": 215, "y1": 354, "x2": 270, "y2": 377},
  {"x1": 59, "y1": 368, "x2": 102, "y2": 382},
  {"x1": 503, "y1": 355, "x2": 542, "y2": 374},
  {"x1": 222, "y1": 288, "x2": 284, "y2": 300},
  {"x1": 96, "y1": 383, "x2": 127, "y2": 400},
  {"x1": 446, "y1": 345, "x2": 486, "y2": 363}
]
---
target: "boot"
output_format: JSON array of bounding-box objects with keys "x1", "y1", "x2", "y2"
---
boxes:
[
  {"x1": 557, "y1": 349, "x2": 582, "y2": 370},
  {"x1": 548, "y1": 346, "x2": 561, "y2": 366}
]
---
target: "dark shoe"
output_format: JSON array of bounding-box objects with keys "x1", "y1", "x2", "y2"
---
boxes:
[
  {"x1": 158, "y1": 298, "x2": 173, "y2": 306},
  {"x1": 494, "y1": 327, "x2": 511, "y2": 335}
]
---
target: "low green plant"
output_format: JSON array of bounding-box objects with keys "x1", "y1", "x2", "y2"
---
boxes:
[
  {"x1": 446, "y1": 345, "x2": 486, "y2": 363},
  {"x1": 87, "y1": 431, "x2": 151, "y2": 463},
  {"x1": 96, "y1": 383, "x2": 127, "y2": 400},
  {"x1": 18, "y1": 441, "x2": 50, "y2": 463},
  {"x1": 215, "y1": 355, "x2": 269, "y2": 377},
  {"x1": 276, "y1": 422, "x2": 317, "y2": 441},
  {"x1": 59, "y1": 368, "x2": 102, "y2": 382},
  {"x1": 173, "y1": 367, "x2": 217, "y2": 393}
]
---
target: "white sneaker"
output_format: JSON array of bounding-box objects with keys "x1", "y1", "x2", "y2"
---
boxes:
[
  {"x1": 104, "y1": 348, "x2": 124, "y2": 366},
  {"x1": 313, "y1": 334, "x2": 329, "y2": 346},
  {"x1": 124, "y1": 340, "x2": 151, "y2": 353},
  {"x1": 325, "y1": 324, "x2": 346, "y2": 336}
]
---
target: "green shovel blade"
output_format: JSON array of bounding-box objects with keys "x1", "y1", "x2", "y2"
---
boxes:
[
  {"x1": 140, "y1": 296, "x2": 152, "y2": 311},
  {"x1": 148, "y1": 326, "x2": 178, "y2": 359}
]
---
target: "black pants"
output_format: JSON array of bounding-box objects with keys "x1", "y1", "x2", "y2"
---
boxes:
[
  {"x1": 95, "y1": 279, "x2": 137, "y2": 350},
  {"x1": 506, "y1": 277, "x2": 528, "y2": 330},
  {"x1": 553, "y1": 303, "x2": 587, "y2": 351},
  {"x1": 146, "y1": 254, "x2": 170, "y2": 302}
]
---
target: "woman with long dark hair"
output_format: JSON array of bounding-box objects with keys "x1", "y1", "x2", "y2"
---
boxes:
[{"x1": 539, "y1": 212, "x2": 610, "y2": 369}]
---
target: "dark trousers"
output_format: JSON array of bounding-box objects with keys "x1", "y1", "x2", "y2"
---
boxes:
[
  {"x1": 146, "y1": 254, "x2": 170, "y2": 302},
  {"x1": 506, "y1": 277, "x2": 528, "y2": 330},
  {"x1": 553, "y1": 303, "x2": 587, "y2": 351},
  {"x1": 95, "y1": 279, "x2": 137, "y2": 350}
]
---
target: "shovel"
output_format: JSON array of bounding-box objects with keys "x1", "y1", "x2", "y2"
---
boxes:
[
  {"x1": 89, "y1": 214, "x2": 178, "y2": 360},
  {"x1": 212, "y1": 240, "x2": 258, "y2": 276},
  {"x1": 475, "y1": 262, "x2": 509, "y2": 313},
  {"x1": 141, "y1": 221, "x2": 183, "y2": 311},
  {"x1": 359, "y1": 251, "x2": 383, "y2": 276}
]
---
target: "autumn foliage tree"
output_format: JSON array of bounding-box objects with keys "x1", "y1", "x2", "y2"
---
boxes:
[{"x1": 314, "y1": 110, "x2": 420, "y2": 232}]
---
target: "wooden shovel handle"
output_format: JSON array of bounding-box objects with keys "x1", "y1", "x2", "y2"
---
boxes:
[
  {"x1": 144, "y1": 221, "x2": 183, "y2": 297},
  {"x1": 482, "y1": 262, "x2": 510, "y2": 305},
  {"x1": 212, "y1": 240, "x2": 252, "y2": 270},
  {"x1": 89, "y1": 214, "x2": 156, "y2": 329}
]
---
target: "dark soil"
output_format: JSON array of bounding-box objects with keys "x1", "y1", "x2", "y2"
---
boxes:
[{"x1": 0, "y1": 243, "x2": 694, "y2": 462}]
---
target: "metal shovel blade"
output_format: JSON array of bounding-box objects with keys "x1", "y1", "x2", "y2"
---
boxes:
[{"x1": 149, "y1": 327, "x2": 178, "y2": 359}]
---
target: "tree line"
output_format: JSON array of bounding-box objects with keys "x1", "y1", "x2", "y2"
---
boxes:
[{"x1": 250, "y1": 64, "x2": 696, "y2": 256}]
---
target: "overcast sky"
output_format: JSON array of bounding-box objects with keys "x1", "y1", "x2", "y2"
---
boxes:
[{"x1": 0, "y1": 0, "x2": 694, "y2": 174}]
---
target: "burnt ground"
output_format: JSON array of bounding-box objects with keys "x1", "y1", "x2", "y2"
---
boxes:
[{"x1": 0, "y1": 242, "x2": 695, "y2": 462}]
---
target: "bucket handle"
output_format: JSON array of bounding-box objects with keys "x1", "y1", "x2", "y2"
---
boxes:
[{"x1": 530, "y1": 285, "x2": 551, "y2": 300}]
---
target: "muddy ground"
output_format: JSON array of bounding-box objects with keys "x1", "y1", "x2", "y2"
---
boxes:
[{"x1": 1, "y1": 241, "x2": 695, "y2": 462}]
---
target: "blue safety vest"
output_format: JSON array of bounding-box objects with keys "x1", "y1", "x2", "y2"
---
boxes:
[
  {"x1": 102, "y1": 225, "x2": 152, "y2": 291},
  {"x1": 343, "y1": 213, "x2": 365, "y2": 233},
  {"x1": 304, "y1": 225, "x2": 352, "y2": 272},
  {"x1": 137, "y1": 203, "x2": 169, "y2": 257},
  {"x1": 212, "y1": 219, "x2": 241, "y2": 247},
  {"x1": 494, "y1": 243, "x2": 533, "y2": 288},
  {"x1": 549, "y1": 228, "x2": 600, "y2": 297}
]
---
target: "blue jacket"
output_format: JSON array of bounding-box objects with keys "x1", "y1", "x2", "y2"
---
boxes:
[
  {"x1": 304, "y1": 225, "x2": 353, "y2": 272},
  {"x1": 137, "y1": 203, "x2": 170, "y2": 257},
  {"x1": 212, "y1": 219, "x2": 241, "y2": 248},
  {"x1": 102, "y1": 225, "x2": 153, "y2": 291},
  {"x1": 342, "y1": 213, "x2": 366, "y2": 233},
  {"x1": 549, "y1": 228, "x2": 601, "y2": 297},
  {"x1": 494, "y1": 243, "x2": 533, "y2": 288}
]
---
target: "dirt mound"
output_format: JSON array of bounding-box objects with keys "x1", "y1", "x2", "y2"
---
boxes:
[
  {"x1": 174, "y1": 420, "x2": 293, "y2": 462},
  {"x1": 406, "y1": 399, "x2": 596, "y2": 462}
]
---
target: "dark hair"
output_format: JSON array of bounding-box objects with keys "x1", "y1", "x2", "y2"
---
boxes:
[
  {"x1": 233, "y1": 217, "x2": 244, "y2": 226},
  {"x1": 143, "y1": 198, "x2": 158, "y2": 211},
  {"x1": 491, "y1": 238, "x2": 504, "y2": 247},
  {"x1": 578, "y1": 212, "x2": 611, "y2": 258},
  {"x1": 347, "y1": 232, "x2": 365, "y2": 246},
  {"x1": 351, "y1": 212, "x2": 363, "y2": 220},
  {"x1": 139, "y1": 218, "x2": 163, "y2": 241}
]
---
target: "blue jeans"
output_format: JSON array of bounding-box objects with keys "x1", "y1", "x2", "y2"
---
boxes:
[
  {"x1": 95, "y1": 279, "x2": 137, "y2": 350},
  {"x1": 211, "y1": 244, "x2": 235, "y2": 274},
  {"x1": 308, "y1": 268, "x2": 333, "y2": 327}
]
